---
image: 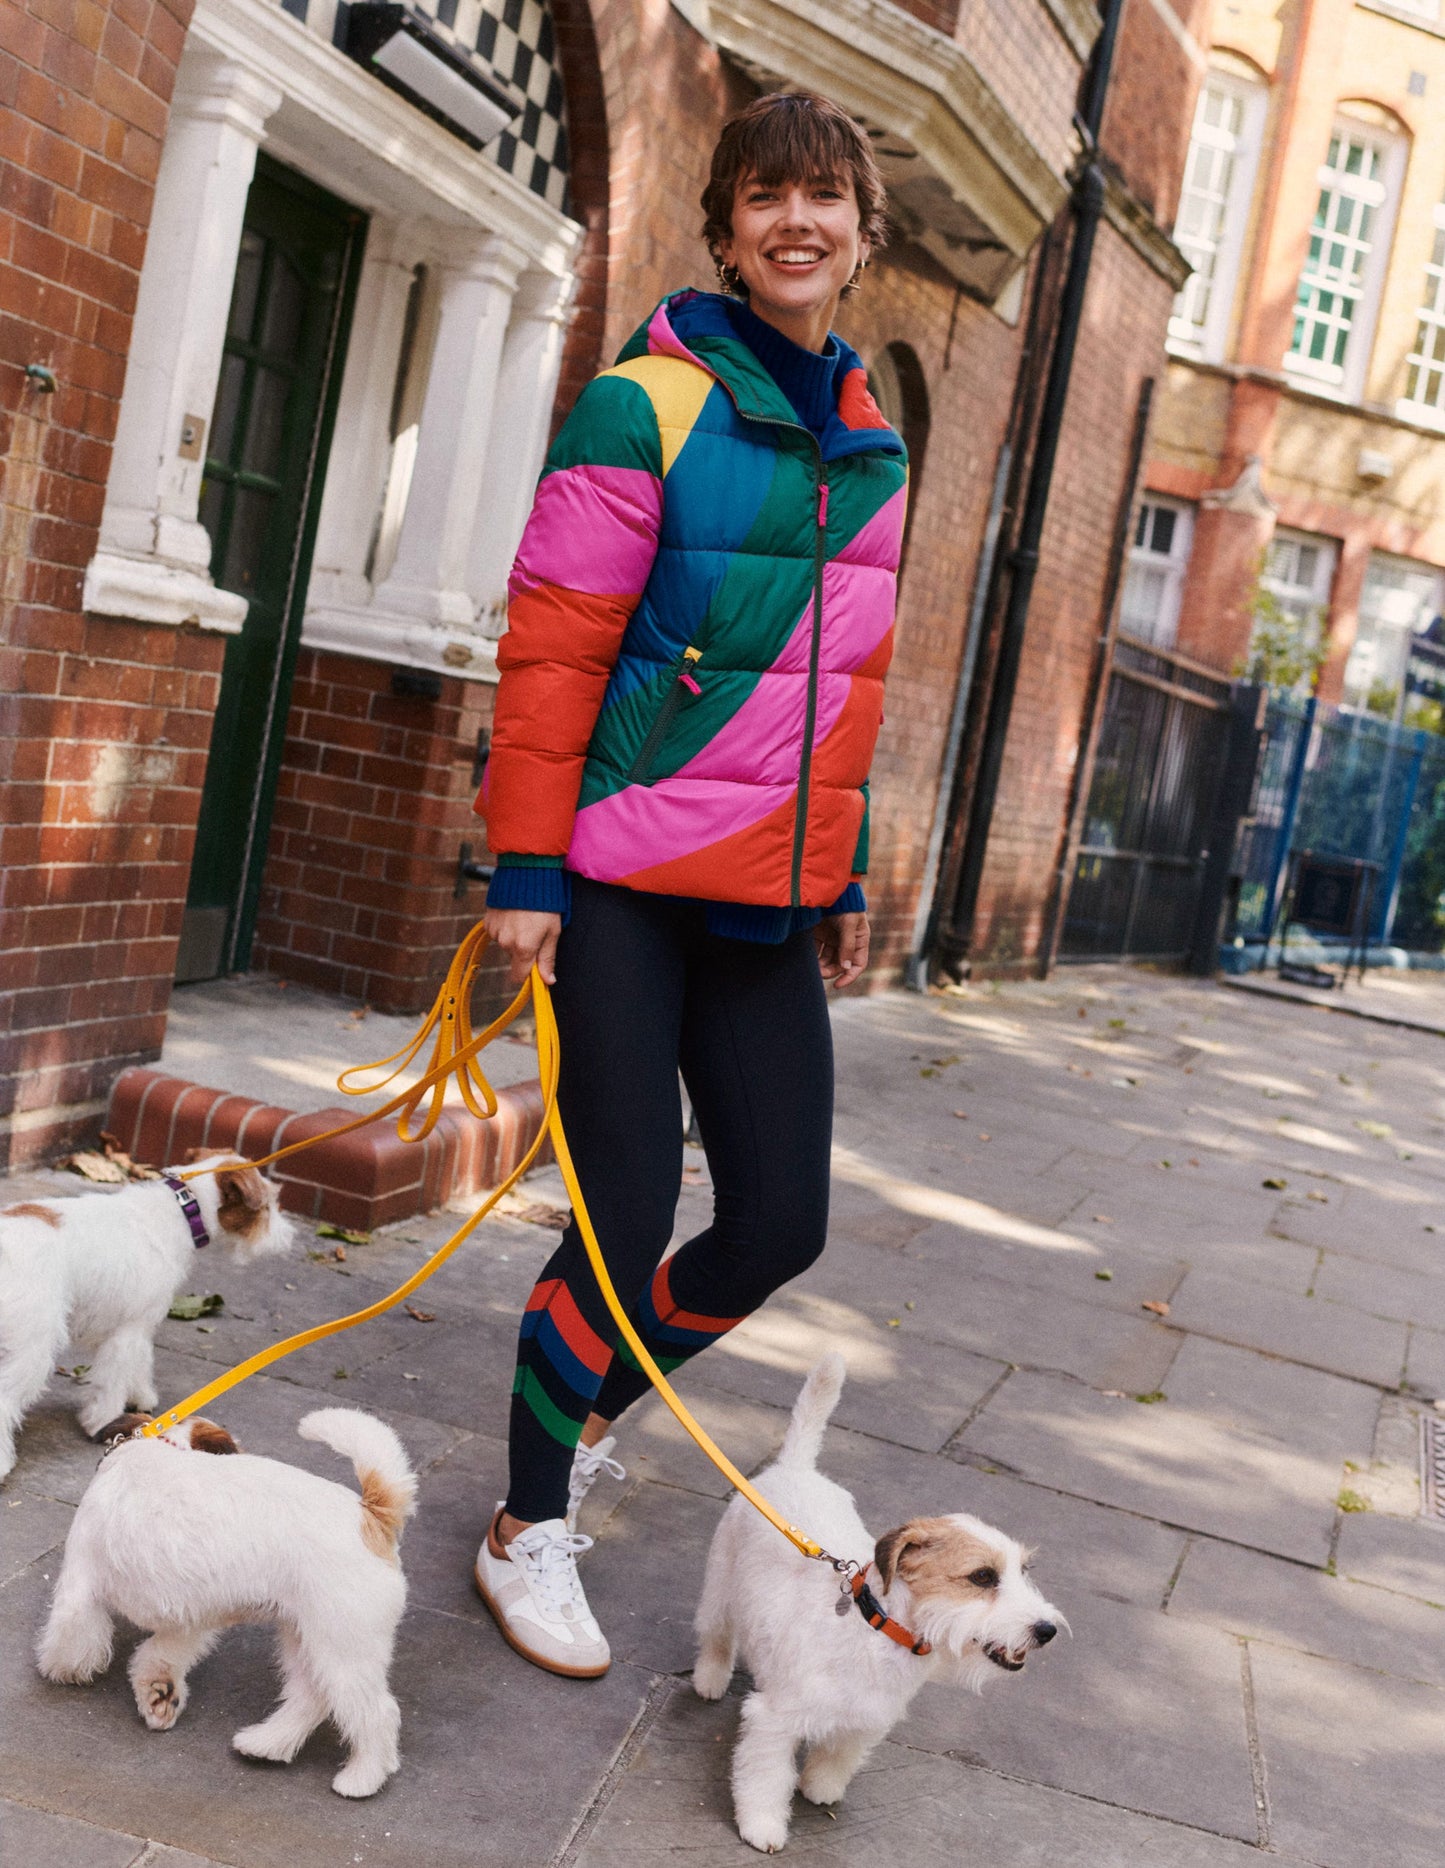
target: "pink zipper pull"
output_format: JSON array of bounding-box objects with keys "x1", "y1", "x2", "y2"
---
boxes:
[
  {"x1": 818, "y1": 481, "x2": 829, "y2": 527},
  {"x1": 679, "y1": 671, "x2": 701, "y2": 695}
]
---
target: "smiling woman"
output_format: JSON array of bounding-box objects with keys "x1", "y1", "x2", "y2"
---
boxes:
[{"x1": 471, "y1": 91, "x2": 909, "y2": 1684}]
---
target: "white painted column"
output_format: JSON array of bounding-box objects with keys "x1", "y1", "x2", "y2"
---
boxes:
[
  {"x1": 306, "y1": 220, "x2": 422, "y2": 615},
  {"x1": 372, "y1": 234, "x2": 525, "y2": 628},
  {"x1": 467, "y1": 267, "x2": 575, "y2": 637},
  {"x1": 85, "y1": 47, "x2": 281, "y2": 631}
]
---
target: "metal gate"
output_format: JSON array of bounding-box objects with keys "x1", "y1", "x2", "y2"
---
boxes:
[{"x1": 1061, "y1": 637, "x2": 1234, "y2": 960}]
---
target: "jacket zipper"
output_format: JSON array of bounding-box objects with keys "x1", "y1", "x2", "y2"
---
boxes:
[
  {"x1": 791, "y1": 469, "x2": 828, "y2": 908},
  {"x1": 626, "y1": 645, "x2": 703, "y2": 784}
]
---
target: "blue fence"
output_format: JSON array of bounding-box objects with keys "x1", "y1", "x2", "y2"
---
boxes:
[{"x1": 1234, "y1": 695, "x2": 1445, "y2": 952}]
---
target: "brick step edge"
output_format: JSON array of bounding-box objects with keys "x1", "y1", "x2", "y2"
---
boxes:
[{"x1": 106, "y1": 1068, "x2": 553, "y2": 1233}]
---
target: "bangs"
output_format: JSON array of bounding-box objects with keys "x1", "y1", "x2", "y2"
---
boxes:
[{"x1": 732, "y1": 108, "x2": 859, "y2": 193}]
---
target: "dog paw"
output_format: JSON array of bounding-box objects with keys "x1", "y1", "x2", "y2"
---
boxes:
[
  {"x1": 331, "y1": 1757, "x2": 393, "y2": 1798},
  {"x1": 692, "y1": 1659, "x2": 732, "y2": 1701},
  {"x1": 736, "y1": 1814, "x2": 790, "y2": 1854},
  {"x1": 233, "y1": 1721, "x2": 299, "y2": 1763},
  {"x1": 798, "y1": 1769, "x2": 846, "y2": 1807},
  {"x1": 136, "y1": 1672, "x2": 185, "y2": 1730}
]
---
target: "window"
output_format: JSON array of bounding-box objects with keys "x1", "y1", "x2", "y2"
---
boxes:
[
  {"x1": 1262, "y1": 530, "x2": 1336, "y2": 629},
  {"x1": 1342, "y1": 553, "x2": 1445, "y2": 716},
  {"x1": 866, "y1": 341, "x2": 930, "y2": 570},
  {"x1": 1399, "y1": 198, "x2": 1445, "y2": 427},
  {"x1": 1119, "y1": 497, "x2": 1194, "y2": 649},
  {"x1": 1169, "y1": 71, "x2": 1265, "y2": 360},
  {"x1": 1287, "y1": 125, "x2": 1401, "y2": 398}
]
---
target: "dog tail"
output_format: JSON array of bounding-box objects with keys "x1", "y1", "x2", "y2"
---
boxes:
[
  {"x1": 776, "y1": 1353, "x2": 846, "y2": 1471},
  {"x1": 298, "y1": 1409, "x2": 417, "y2": 1557}
]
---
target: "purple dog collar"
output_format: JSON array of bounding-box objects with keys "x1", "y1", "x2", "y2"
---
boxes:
[{"x1": 162, "y1": 1173, "x2": 210, "y2": 1249}]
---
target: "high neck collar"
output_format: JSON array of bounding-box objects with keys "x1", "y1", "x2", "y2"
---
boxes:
[{"x1": 727, "y1": 299, "x2": 841, "y2": 436}]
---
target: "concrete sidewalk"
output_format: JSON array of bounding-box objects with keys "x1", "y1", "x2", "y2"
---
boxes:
[{"x1": 3, "y1": 967, "x2": 1443, "y2": 1867}]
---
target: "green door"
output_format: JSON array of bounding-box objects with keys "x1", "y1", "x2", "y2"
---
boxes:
[{"x1": 177, "y1": 156, "x2": 366, "y2": 984}]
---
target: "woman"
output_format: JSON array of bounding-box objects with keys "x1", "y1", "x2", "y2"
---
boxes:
[{"x1": 475, "y1": 90, "x2": 906, "y2": 1678}]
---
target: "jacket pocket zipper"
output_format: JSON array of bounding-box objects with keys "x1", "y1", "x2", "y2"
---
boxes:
[{"x1": 626, "y1": 646, "x2": 703, "y2": 784}]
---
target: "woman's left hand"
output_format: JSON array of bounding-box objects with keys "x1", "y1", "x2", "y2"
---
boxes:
[{"x1": 814, "y1": 911, "x2": 870, "y2": 989}]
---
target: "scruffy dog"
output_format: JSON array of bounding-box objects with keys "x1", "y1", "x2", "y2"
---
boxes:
[
  {"x1": 0, "y1": 1152, "x2": 295, "y2": 1479},
  {"x1": 694, "y1": 1354, "x2": 1063, "y2": 1852},
  {"x1": 37, "y1": 1407, "x2": 416, "y2": 1798}
]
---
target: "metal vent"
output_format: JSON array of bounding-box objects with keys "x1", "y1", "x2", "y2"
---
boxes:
[{"x1": 1421, "y1": 1414, "x2": 1445, "y2": 1526}]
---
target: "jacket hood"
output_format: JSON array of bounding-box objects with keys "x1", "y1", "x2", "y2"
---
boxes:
[{"x1": 614, "y1": 289, "x2": 906, "y2": 465}]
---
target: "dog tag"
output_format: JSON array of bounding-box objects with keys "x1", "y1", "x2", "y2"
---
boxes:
[{"x1": 834, "y1": 1595, "x2": 852, "y2": 1617}]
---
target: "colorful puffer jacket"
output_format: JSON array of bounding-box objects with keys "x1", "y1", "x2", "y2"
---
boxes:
[{"x1": 479, "y1": 290, "x2": 907, "y2": 909}]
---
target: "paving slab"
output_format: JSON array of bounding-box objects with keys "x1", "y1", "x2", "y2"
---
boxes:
[
  {"x1": 573, "y1": 1681, "x2": 1288, "y2": 1868},
  {"x1": 1168, "y1": 1532, "x2": 1445, "y2": 1686},
  {"x1": 1405, "y1": 1324, "x2": 1445, "y2": 1397},
  {"x1": 1310, "y1": 1249, "x2": 1445, "y2": 1331},
  {"x1": 0, "y1": 1489, "x2": 73, "y2": 1585},
  {"x1": 0, "y1": 1800, "x2": 148, "y2": 1868},
  {"x1": 1165, "y1": 1266, "x2": 1408, "y2": 1386},
  {"x1": 1334, "y1": 1508, "x2": 1445, "y2": 1603},
  {"x1": 955, "y1": 1335, "x2": 1380, "y2": 1564},
  {"x1": 900, "y1": 1590, "x2": 1258, "y2": 1842},
  {"x1": 1249, "y1": 1640, "x2": 1445, "y2": 1868}
]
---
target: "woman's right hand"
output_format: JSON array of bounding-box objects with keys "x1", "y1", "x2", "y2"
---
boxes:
[{"x1": 484, "y1": 908, "x2": 563, "y2": 987}]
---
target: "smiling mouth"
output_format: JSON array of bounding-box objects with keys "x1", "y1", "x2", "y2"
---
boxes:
[
  {"x1": 985, "y1": 1644, "x2": 1027, "y2": 1672},
  {"x1": 766, "y1": 248, "x2": 827, "y2": 266}
]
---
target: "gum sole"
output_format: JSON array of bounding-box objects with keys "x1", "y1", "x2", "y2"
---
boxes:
[{"x1": 472, "y1": 1563, "x2": 611, "y2": 1680}]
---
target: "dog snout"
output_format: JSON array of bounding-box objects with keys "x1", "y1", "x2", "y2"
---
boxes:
[{"x1": 1032, "y1": 1620, "x2": 1058, "y2": 1647}]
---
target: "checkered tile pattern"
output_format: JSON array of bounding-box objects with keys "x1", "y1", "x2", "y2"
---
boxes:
[{"x1": 296, "y1": 0, "x2": 571, "y2": 210}]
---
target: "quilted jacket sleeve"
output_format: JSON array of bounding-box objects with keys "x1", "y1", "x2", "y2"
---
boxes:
[{"x1": 479, "y1": 371, "x2": 664, "y2": 859}]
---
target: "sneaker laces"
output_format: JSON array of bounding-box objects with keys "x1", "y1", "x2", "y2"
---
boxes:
[
  {"x1": 511, "y1": 1524, "x2": 595, "y2": 1620},
  {"x1": 569, "y1": 1440, "x2": 626, "y2": 1509}
]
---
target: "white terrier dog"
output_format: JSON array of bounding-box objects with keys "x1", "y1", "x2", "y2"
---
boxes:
[
  {"x1": 0, "y1": 1152, "x2": 295, "y2": 1479},
  {"x1": 37, "y1": 1407, "x2": 416, "y2": 1798},
  {"x1": 694, "y1": 1354, "x2": 1063, "y2": 1852}
]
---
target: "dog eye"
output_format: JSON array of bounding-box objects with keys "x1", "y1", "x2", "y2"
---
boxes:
[{"x1": 968, "y1": 1567, "x2": 999, "y2": 1589}]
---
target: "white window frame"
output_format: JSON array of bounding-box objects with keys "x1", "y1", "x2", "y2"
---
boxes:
[
  {"x1": 1342, "y1": 551, "x2": 1445, "y2": 715},
  {"x1": 1168, "y1": 68, "x2": 1266, "y2": 363},
  {"x1": 1397, "y1": 199, "x2": 1445, "y2": 431},
  {"x1": 1119, "y1": 496, "x2": 1195, "y2": 651},
  {"x1": 1261, "y1": 528, "x2": 1337, "y2": 625},
  {"x1": 1285, "y1": 120, "x2": 1405, "y2": 404}
]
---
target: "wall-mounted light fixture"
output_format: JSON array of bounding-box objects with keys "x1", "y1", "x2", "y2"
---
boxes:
[{"x1": 345, "y1": 5, "x2": 525, "y2": 150}]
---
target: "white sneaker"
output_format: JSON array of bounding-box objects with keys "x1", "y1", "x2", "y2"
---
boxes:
[
  {"x1": 566, "y1": 1434, "x2": 626, "y2": 1534},
  {"x1": 474, "y1": 1510, "x2": 611, "y2": 1678}
]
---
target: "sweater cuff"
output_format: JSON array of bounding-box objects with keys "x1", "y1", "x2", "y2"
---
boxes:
[
  {"x1": 827, "y1": 882, "x2": 867, "y2": 916},
  {"x1": 485, "y1": 862, "x2": 571, "y2": 916}
]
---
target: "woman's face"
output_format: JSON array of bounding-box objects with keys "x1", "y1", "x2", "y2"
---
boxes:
[{"x1": 718, "y1": 170, "x2": 867, "y2": 337}]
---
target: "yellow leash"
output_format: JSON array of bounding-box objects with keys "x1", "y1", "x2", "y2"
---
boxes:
[{"x1": 138, "y1": 925, "x2": 825, "y2": 1565}]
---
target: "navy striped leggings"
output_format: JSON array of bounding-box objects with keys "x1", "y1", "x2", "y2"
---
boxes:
[{"x1": 504, "y1": 876, "x2": 834, "y2": 1524}]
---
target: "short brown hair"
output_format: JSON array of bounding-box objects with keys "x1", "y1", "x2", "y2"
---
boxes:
[{"x1": 700, "y1": 92, "x2": 888, "y2": 287}]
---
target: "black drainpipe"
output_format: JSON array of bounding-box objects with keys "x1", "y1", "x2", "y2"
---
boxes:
[{"x1": 935, "y1": 0, "x2": 1126, "y2": 975}]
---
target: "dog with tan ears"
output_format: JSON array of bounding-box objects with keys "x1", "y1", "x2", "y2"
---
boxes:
[
  {"x1": 37, "y1": 1408, "x2": 416, "y2": 1798},
  {"x1": 0, "y1": 1152, "x2": 295, "y2": 1480},
  {"x1": 693, "y1": 1354, "x2": 1064, "y2": 1852}
]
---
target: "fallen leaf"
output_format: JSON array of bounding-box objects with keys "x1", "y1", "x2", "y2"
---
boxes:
[
  {"x1": 331, "y1": 1245, "x2": 347, "y2": 1263},
  {"x1": 930, "y1": 1054, "x2": 960, "y2": 1069},
  {"x1": 1102, "y1": 1389, "x2": 1127, "y2": 1399},
  {"x1": 168, "y1": 1293, "x2": 224, "y2": 1321},
  {"x1": 317, "y1": 1222, "x2": 371, "y2": 1245},
  {"x1": 1134, "y1": 1390, "x2": 1167, "y2": 1404},
  {"x1": 1077, "y1": 1007, "x2": 1088, "y2": 1019},
  {"x1": 1356, "y1": 1119, "x2": 1392, "y2": 1139},
  {"x1": 402, "y1": 1372, "x2": 420, "y2": 1381},
  {"x1": 62, "y1": 1150, "x2": 126, "y2": 1184},
  {"x1": 1095, "y1": 1268, "x2": 1114, "y2": 1281},
  {"x1": 886, "y1": 1318, "x2": 901, "y2": 1328},
  {"x1": 404, "y1": 1304, "x2": 436, "y2": 1323},
  {"x1": 952, "y1": 1110, "x2": 969, "y2": 1119},
  {"x1": 904, "y1": 1300, "x2": 916, "y2": 1311},
  {"x1": 978, "y1": 1132, "x2": 992, "y2": 1142},
  {"x1": 196, "y1": 1323, "x2": 214, "y2": 1334},
  {"x1": 333, "y1": 1368, "x2": 348, "y2": 1380},
  {"x1": 681, "y1": 1168, "x2": 705, "y2": 1184},
  {"x1": 512, "y1": 1201, "x2": 569, "y2": 1230},
  {"x1": 1093, "y1": 1214, "x2": 1113, "y2": 1223},
  {"x1": 1307, "y1": 1190, "x2": 1329, "y2": 1204},
  {"x1": 1141, "y1": 1300, "x2": 1170, "y2": 1317},
  {"x1": 919, "y1": 1067, "x2": 938, "y2": 1078},
  {"x1": 1262, "y1": 1177, "x2": 1288, "y2": 1190}
]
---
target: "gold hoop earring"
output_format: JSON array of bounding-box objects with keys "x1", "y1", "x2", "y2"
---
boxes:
[{"x1": 715, "y1": 258, "x2": 744, "y2": 296}]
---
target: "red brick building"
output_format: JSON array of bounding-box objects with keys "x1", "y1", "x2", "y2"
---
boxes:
[{"x1": 2, "y1": 0, "x2": 1205, "y2": 1166}]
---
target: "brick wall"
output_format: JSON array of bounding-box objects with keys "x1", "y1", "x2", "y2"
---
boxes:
[
  {"x1": 967, "y1": 223, "x2": 1180, "y2": 967},
  {"x1": 249, "y1": 649, "x2": 515, "y2": 1018},
  {"x1": 0, "y1": 0, "x2": 198, "y2": 1168},
  {"x1": 835, "y1": 245, "x2": 1022, "y2": 979}
]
